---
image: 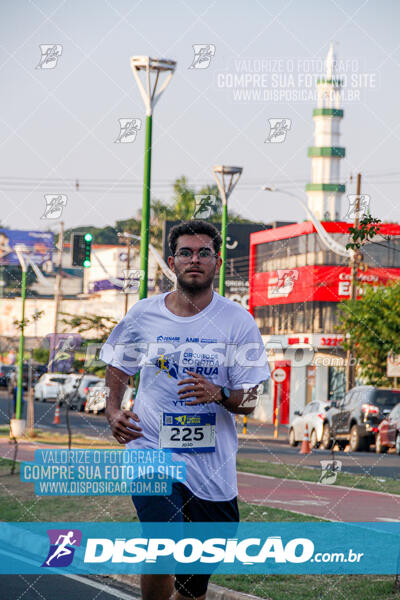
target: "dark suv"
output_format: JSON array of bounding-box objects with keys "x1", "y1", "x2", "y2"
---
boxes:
[{"x1": 321, "y1": 386, "x2": 400, "y2": 452}]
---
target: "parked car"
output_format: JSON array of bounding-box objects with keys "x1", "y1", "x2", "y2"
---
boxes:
[
  {"x1": 33, "y1": 364, "x2": 48, "y2": 382},
  {"x1": 64, "y1": 374, "x2": 102, "y2": 411},
  {"x1": 85, "y1": 382, "x2": 135, "y2": 414},
  {"x1": 321, "y1": 386, "x2": 400, "y2": 452},
  {"x1": 6, "y1": 363, "x2": 47, "y2": 392},
  {"x1": 34, "y1": 373, "x2": 68, "y2": 402},
  {"x1": 85, "y1": 381, "x2": 107, "y2": 414},
  {"x1": 0, "y1": 364, "x2": 13, "y2": 387},
  {"x1": 288, "y1": 400, "x2": 330, "y2": 448},
  {"x1": 62, "y1": 374, "x2": 81, "y2": 400},
  {"x1": 376, "y1": 403, "x2": 400, "y2": 454}
]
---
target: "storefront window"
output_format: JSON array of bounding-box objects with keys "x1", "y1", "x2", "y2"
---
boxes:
[
  {"x1": 253, "y1": 302, "x2": 340, "y2": 335},
  {"x1": 254, "y1": 234, "x2": 400, "y2": 273}
]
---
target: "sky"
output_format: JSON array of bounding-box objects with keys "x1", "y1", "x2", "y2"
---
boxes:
[{"x1": 1, "y1": 0, "x2": 400, "y2": 234}]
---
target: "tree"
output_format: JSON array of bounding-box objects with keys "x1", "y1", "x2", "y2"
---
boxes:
[
  {"x1": 59, "y1": 313, "x2": 118, "y2": 343},
  {"x1": 59, "y1": 313, "x2": 118, "y2": 374},
  {"x1": 32, "y1": 347, "x2": 50, "y2": 364},
  {"x1": 172, "y1": 176, "x2": 196, "y2": 220},
  {"x1": 338, "y1": 281, "x2": 400, "y2": 386}
]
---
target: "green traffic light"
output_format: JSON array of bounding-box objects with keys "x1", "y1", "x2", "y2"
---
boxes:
[
  {"x1": 83, "y1": 259, "x2": 91, "y2": 268},
  {"x1": 84, "y1": 233, "x2": 93, "y2": 242}
]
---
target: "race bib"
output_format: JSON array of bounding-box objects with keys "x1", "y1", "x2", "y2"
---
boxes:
[{"x1": 159, "y1": 413, "x2": 216, "y2": 453}]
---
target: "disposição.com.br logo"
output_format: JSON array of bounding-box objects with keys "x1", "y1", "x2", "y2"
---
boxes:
[{"x1": 42, "y1": 529, "x2": 82, "y2": 568}]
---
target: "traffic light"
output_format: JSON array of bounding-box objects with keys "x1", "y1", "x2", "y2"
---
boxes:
[{"x1": 71, "y1": 232, "x2": 93, "y2": 267}]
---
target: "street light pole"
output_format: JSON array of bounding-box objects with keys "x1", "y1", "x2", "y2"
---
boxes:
[
  {"x1": 14, "y1": 246, "x2": 28, "y2": 430},
  {"x1": 53, "y1": 220, "x2": 64, "y2": 335},
  {"x1": 213, "y1": 165, "x2": 243, "y2": 296},
  {"x1": 130, "y1": 56, "x2": 176, "y2": 300}
]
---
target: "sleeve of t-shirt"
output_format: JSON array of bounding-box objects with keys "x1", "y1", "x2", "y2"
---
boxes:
[
  {"x1": 99, "y1": 311, "x2": 142, "y2": 376},
  {"x1": 227, "y1": 312, "x2": 270, "y2": 391}
]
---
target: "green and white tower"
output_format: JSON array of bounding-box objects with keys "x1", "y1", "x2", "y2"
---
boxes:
[{"x1": 306, "y1": 43, "x2": 345, "y2": 221}]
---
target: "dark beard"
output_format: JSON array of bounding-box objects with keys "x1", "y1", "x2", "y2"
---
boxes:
[{"x1": 176, "y1": 271, "x2": 215, "y2": 295}]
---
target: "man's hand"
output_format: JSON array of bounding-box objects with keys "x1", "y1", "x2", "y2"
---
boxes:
[
  {"x1": 177, "y1": 371, "x2": 222, "y2": 406},
  {"x1": 177, "y1": 371, "x2": 259, "y2": 415},
  {"x1": 105, "y1": 408, "x2": 142, "y2": 444}
]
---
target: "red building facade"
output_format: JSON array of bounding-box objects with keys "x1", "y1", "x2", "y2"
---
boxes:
[{"x1": 249, "y1": 221, "x2": 400, "y2": 424}]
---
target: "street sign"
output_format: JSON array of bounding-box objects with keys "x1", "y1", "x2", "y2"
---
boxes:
[
  {"x1": 272, "y1": 367, "x2": 287, "y2": 383},
  {"x1": 387, "y1": 353, "x2": 400, "y2": 378}
]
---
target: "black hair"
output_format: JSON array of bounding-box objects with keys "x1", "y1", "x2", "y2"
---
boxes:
[{"x1": 168, "y1": 220, "x2": 222, "y2": 255}]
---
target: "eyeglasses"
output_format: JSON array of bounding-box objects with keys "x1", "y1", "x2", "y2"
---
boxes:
[{"x1": 174, "y1": 248, "x2": 218, "y2": 263}]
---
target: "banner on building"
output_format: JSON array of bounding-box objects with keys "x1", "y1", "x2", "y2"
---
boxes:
[
  {"x1": 0, "y1": 229, "x2": 54, "y2": 266},
  {"x1": 44, "y1": 333, "x2": 83, "y2": 373},
  {"x1": 252, "y1": 266, "x2": 400, "y2": 307}
]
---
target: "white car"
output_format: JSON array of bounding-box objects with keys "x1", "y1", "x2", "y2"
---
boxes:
[
  {"x1": 62, "y1": 374, "x2": 81, "y2": 398},
  {"x1": 288, "y1": 400, "x2": 330, "y2": 449},
  {"x1": 34, "y1": 373, "x2": 68, "y2": 402},
  {"x1": 85, "y1": 382, "x2": 135, "y2": 414},
  {"x1": 63, "y1": 374, "x2": 102, "y2": 411}
]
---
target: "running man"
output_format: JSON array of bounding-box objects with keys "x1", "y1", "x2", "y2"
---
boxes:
[{"x1": 101, "y1": 220, "x2": 270, "y2": 600}]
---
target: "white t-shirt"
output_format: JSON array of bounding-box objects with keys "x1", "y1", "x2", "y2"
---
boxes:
[{"x1": 99, "y1": 291, "x2": 270, "y2": 501}]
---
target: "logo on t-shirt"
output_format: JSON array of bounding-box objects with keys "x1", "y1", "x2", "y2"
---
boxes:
[
  {"x1": 155, "y1": 354, "x2": 179, "y2": 379},
  {"x1": 156, "y1": 335, "x2": 180, "y2": 342}
]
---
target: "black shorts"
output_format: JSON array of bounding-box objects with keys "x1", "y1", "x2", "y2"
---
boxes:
[
  {"x1": 131, "y1": 482, "x2": 239, "y2": 598},
  {"x1": 132, "y1": 481, "x2": 239, "y2": 524}
]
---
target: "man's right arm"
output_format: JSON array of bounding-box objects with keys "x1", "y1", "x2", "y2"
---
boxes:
[{"x1": 105, "y1": 365, "x2": 142, "y2": 444}]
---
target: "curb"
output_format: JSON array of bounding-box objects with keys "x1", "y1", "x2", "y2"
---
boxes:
[
  {"x1": 237, "y1": 434, "x2": 287, "y2": 444},
  {"x1": 109, "y1": 574, "x2": 267, "y2": 600}
]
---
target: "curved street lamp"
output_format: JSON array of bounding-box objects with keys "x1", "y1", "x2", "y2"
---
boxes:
[
  {"x1": 262, "y1": 185, "x2": 361, "y2": 392},
  {"x1": 130, "y1": 56, "x2": 176, "y2": 299},
  {"x1": 262, "y1": 186, "x2": 353, "y2": 259},
  {"x1": 214, "y1": 165, "x2": 243, "y2": 295}
]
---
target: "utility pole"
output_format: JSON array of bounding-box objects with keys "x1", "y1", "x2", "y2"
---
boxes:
[
  {"x1": 50, "y1": 221, "x2": 64, "y2": 375},
  {"x1": 13, "y1": 245, "x2": 28, "y2": 433},
  {"x1": 345, "y1": 173, "x2": 362, "y2": 392},
  {"x1": 124, "y1": 240, "x2": 131, "y2": 315},
  {"x1": 54, "y1": 221, "x2": 64, "y2": 335}
]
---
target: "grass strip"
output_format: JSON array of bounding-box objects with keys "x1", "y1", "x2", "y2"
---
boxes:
[{"x1": 237, "y1": 458, "x2": 400, "y2": 496}]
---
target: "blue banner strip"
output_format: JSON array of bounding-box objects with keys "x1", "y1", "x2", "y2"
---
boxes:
[{"x1": 0, "y1": 522, "x2": 399, "y2": 574}]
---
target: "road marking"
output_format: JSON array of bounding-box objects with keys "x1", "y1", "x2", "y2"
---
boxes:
[
  {"x1": 376, "y1": 518, "x2": 400, "y2": 522},
  {"x1": 258, "y1": 499, "x2": 330, "y2": 506}
]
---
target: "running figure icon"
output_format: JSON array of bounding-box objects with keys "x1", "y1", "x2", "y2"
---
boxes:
[{"x1": 45, "y1": 531, "x2": 77, "y2": 566}]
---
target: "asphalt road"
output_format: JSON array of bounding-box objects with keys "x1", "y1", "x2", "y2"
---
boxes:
[
  {"x1": 2, "y1": 390, "x2": 400, "y2": 479},
  {"x1": 237, "y1": 436, "x2": 400, "y2": 479},
  {"x1": 0, "y1": 389, "x2": 114, "y2": 442},
  {"x1": 0, "y1": 574, "x2": 139, "y2": 600}
]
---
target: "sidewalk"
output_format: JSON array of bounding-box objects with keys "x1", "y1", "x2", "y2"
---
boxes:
[{"x1": 110, "y1": 574, "x2": 268, "y2": 600}]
